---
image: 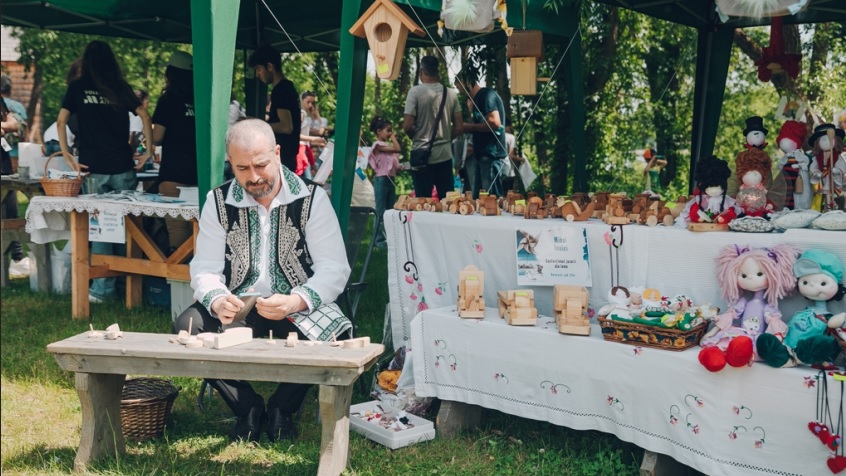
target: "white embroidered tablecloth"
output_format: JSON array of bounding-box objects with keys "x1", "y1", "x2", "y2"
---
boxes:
[
  {"x1": 25, "y1": 195, "x2": 200, "y2": 244},
  {"x1": 412, "y1": 306, "x2": 832, "y2": 476},
  {"x1": 385, "y1": 210, "x2": 846, "y2": 350}
]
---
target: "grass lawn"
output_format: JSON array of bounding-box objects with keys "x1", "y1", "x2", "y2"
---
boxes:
[{"x1": 0, "y1": 243, "x2": 643, "y2": 475}]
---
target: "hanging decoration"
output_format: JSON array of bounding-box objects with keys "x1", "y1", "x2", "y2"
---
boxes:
[
  {"x1": 349, "y1": 0, "x2": 425, "y2": 80},
  {"x1": 438, "y1": 0, "x2": 508, "y2": 36},
  {"x1": 757, "y1": 16, "x2": 802, "y2": 82},
  {"x1": 715, "y1": 0, "x2": 809, "y2": 19},
  {"x1": 508, "y1": 30, "x2": 544, "y2": 96}
]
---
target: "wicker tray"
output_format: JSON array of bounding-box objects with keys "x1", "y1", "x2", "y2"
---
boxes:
[
  {"x1": 597, "y1": 315, "x2": 708, "y2": 351},
  {"x1": 121, "y1": 377, "x2": 180, "y2": 441},
  {"x1": 40, "y1": 152, "x2": 84, "y2": 197}
]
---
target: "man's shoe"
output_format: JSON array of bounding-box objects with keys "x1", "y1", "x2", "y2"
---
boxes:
[
  {"x1": 266, "y1": 405, "x2": 297, "y2": 442},
  {"x1": 9, "y1": 241, "x2": 24, "y2": 262},
  {"x1": 230, "y1": 398, "x2": 265, "y2": 442}
]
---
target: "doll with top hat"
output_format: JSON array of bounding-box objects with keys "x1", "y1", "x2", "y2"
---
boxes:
[
  {"x1": 734, "y1": 116, "x2": 776, "y2": 217},
  {"x1": 675, "y1": 155, "x2": 741, "y2": 226},
  {"x1": 776, "y1": 120, "x2": 812, "y2": 210},
  {"x1": 698, "y1": 243, "x2": 799, "y2": 372},
  {"x1": 808, "y1": 123, "x2": 846, "y2": 211},
  {"x1": 757, "y1": 249, "x2": 845, "y2": 368}
]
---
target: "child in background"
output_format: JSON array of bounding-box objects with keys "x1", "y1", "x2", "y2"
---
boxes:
[{"x1": 369, "y1": 116, "x2": 403, "y2": 249}]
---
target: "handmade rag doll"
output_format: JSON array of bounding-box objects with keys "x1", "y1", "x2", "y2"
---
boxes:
[
  {"x1": 776, "y1": 120, "x2": 812, "y2": 210},
  {"x1": 808, "y1": 123, "x2": 846, "y2": 211},
  {"x1": 757, "y1": 249, "x2": 845, "y2": 368},
  {"x1": 735, "y1": 147, "x2": 775, "y2": 218},
  {"x1": 675, "y1": 155, "x2": 742, "y2": 226},
  {"x1": 698, "y1": 243, "x2": 800, "y2": 372}
]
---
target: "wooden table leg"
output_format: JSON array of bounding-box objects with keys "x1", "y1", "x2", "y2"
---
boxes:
[
  {"x1": 70, "y1": 211, "x2": 90, "y2": 319},
  {"x1": 31, "y1": 242, "x2": 52, "y2": 293},
  {"x1": 125, "y1": 217, "x2": 143, "y2": 309},
  {"x1": 73, "y1": 373, "x2": 126, "y2": 473},
  {"x1": 317, "y1": 384, "x2": 353, "y2": 476}
]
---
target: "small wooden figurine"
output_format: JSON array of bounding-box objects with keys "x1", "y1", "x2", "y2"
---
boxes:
[
  {"x1": 553, "y1": 285, "x2": 590, "y2": 335},
  {"x1": 497, "y1": 290, "x2": 538, "y2": 325},
  {"x1": 458, "y1": 265, "x2": 486, "y2": 318}
]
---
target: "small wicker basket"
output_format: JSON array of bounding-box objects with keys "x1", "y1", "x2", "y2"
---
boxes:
[
  {"x1": 40, "y1": 152, "x2": 84, "y2": 197},
  {"x1": 121, "y1": 377, "x2": 180, "y2": 441},
  {"x1": 597, "y1": 315, "x2": 708, "y2": 351}
]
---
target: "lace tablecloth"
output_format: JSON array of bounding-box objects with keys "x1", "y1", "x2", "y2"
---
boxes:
[{"x1": 25, "y1": 195, "x2": 200, "y2": 244}]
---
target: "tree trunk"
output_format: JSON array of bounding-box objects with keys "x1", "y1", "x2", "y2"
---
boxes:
[{"x1": 26, "y1": 65, "x2": 44, "y2": 142}]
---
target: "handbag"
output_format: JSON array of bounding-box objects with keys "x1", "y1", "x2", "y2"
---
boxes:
[{"x1": 410, "y1": 85, "x2": 448, "y2": 170}]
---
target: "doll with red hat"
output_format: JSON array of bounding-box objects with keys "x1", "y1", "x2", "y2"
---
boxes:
[
  {"x1": 735, "y1": 116, "x2": 776, "y2": 217},
  {"x1": 698, "y1": 243, "x2": 799, "y2": 372},
  {"x1": 776, "y1": 120, "x2": 812, "y2": 210},
  {"x1": 675, "y1": 155, "x2": 742, "y2": 226},
  {"x1": 808, "y1": 123, "x2": 846, "y2": 211}
]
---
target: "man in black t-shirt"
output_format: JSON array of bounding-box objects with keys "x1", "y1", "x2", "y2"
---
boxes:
[{"x1": 248, "y1": 45, "x2": 301, "y2": 172}]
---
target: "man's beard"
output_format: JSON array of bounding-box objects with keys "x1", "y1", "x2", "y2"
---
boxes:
[{"x1": 244, "y1": 177, "x2": 275, "y2": 199}]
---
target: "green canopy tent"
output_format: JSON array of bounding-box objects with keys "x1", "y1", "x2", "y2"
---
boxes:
[{"x1": 1, "y1": 0, "x2": 589, "y2": 230}]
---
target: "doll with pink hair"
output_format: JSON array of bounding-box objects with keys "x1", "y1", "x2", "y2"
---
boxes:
[{"x1": 698, "y1": 243, "x2": 800, "y2": 372}]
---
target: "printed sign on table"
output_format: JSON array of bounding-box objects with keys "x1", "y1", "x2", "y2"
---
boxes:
[
  {"x1": 89, "y1": 210, "x2": 125, "y2": 244},
  {"x1": 516, "y1": 226, "x2": 591, "y2": 286}
]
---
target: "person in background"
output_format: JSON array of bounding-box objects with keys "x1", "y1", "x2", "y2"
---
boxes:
[
  {"x1": 248, "y1": 44, "x2": 301, "y2": 173},
  {"x1": 174, "y1": 119, "x2": 350, "y2": 443},
  {"x1": 368, "y1": 116, "x2": 403, "y2": 249},
  {"x1": 41, "y1": 121, "x2": 75, "y2": 157},
  {"x1": 501, "y1": 117, "x2": 517, "y2": 193},
  {"x1": 455, "y1": 68, "x2": 507, "y2": 198},
  {"x1": 228, "y1": 94, "x2": 246, "y2": 128},
  {"x1": 402, "y1": 55, "x2": 462, "y2": 199},
  {"x1": 0, "y1": 75, "x2": 28, "y2": 177},
  {"x1": 129, "y1": 89, "x2": 150, "y2": 151},
  {"x1": 152, "y1": 51, "x2": 197, "y2": 252},
  {"x1": 297, "y1": 92, "x2": 326, "y2": 179},
  {"x1": 58, "y1": 40, "x2": 153, "y2": 303},
  {"x1": 1, "y1": 96, "x2": 23, "y2": 262}
]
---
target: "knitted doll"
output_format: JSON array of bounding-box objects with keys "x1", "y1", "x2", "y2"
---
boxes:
[
  {"x1": 698, "y1": 243, "x2": 800, "y2": 372},
  {"x1": 776, "y1": 120, "x2": 812, "y2": 210},
  {"x1": 757, "y1": 249, "x2": 845, "y2": 368},
  {"x1": 808, "y1": 123, "x2": 846, "y2": 211},
  {"x1": 675, "y1": 155, "x2": 741, "y2": 226},
  {"x1": 735, "y1": 147, "x2": 775, "y2": 217}
]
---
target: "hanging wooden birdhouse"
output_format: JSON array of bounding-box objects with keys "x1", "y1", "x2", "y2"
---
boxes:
[
  {"x1": 507, "y1": 30, "x2": 544, "y2": 96},
  {"x1": 349, "y1": 0, "x2": 425, "y2": 80}
]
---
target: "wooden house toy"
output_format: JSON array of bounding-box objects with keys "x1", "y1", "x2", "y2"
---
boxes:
[
  {"x1": 457, "y1": 265, "x2": 485, "y2": 318},
  {"x1": 553, "y1": 285, "x2": 590, "y2": 335},
  {"x1": 349, "y1": 0, "x2": 425, "y2": 80},
  {"x1": 497, "y1": 290, "x2": 538, "y2": 326}
]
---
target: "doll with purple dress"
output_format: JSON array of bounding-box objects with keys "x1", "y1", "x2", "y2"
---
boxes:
[{"x1": 698, "y1": 243, "x2": 800, "y2": 372}]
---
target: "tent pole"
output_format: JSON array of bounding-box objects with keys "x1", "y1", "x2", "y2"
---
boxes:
[
  {"x1": 563, "y1": 31, "x2": 588, "y2": 193},
  {"x1": 689, "y1": 27, "x2": 733, "y2": 193},
  {"x1": 332, "y1": 0, "x2": 367, "y2": 232},
  {"x1": 191, "y1": 0, "x2": 240, "y2": 205}
]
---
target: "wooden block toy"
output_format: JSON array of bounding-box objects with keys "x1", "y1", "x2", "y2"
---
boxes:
[
  {"x1": 480, "y1": 195, "x2": 500, "y2": 216},
  {"x1": 393, "y1": 195, "x2": 410, "y2": 210},
  {"x1": 342, "y1": 336, "x2": 371, "y2": 349},
  {"x1": 214, "y1": 327, "x2": 253, "y2": 349},
  {"x1": 553, "y1": 285, "x2": 590, "y2": 335},
  {"x1": 458, "y1": 265, "x2": 485, "y2": 318},
  {"x1": 458, "y1": 200, "x2": 476, "y2": 215},
  {"x1": 497, "y1": 290, "x2": 538, "y2": 326},
  {"x1": 524, "y1": 196, "x2": 547, "y2": 219},
  {"x1": 687, "y1": 222, "x2": 729, "y2": 232}
]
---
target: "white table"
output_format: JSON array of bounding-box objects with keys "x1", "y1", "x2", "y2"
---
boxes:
[
  {"x1": 385, "y1": 210, "x2": 846, "y2": 350},
  {"x1": 412, "y1": 306, "x2": 833, "y2": 476},
  {"x1": 26, "y1": 195, "x2": 199, "y2": 318}
]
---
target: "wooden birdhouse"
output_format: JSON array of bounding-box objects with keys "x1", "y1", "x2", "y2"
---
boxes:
[
  {"x1": 349, "y1": 0, "x2": 425, "y2": 80},
  {"x1": 507, "y1": 30, "x2": 544, "y2": 95}
]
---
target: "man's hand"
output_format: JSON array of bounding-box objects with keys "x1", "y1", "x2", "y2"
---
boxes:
[
  {"x1": 256, "y1": 293, "x2": 306, "y2": 320},
  {"x1": 211, "y1": 294, "x2": 247, "y2": 325}
]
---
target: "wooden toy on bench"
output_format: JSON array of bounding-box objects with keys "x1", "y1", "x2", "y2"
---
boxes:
[
  {"x1": 457, "y1": 265, "x2": 485, "y2": 318},
  {"x1": 553, "y1": 285, "x2": 591, "y2": 335},
  {"x1": 497, "y1": 290, "x2": 538, "y2": 325}
]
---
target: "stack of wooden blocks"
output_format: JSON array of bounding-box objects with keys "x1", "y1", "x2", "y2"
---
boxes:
[{"x1": 553, "y1": 285, "x2": 590, "y2": 335}]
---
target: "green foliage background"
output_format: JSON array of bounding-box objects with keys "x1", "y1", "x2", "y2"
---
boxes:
[{"x1": 5, "y1": 8, "x2": 845, "y2": 199}]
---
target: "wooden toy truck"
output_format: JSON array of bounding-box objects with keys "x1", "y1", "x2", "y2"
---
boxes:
[
  {"x1": 553, "y1": 285, "x2": 590, "y2": 335},
  {"x1": 457, "y1": 265, "x2": 485, "y2": 318},
  {"x1": 497, "y1": 290, "x2": 538, "y2": 326}
]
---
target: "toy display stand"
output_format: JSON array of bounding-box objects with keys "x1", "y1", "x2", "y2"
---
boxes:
[
  {"x1": 497, "y1": 290, "x2": 538, "y2": 325},
  {"x1": 457, "y1": 265, "x2": 485, "y2": 318},
  {"x1": 687, "y1": 222, "x2": 729, "y2": 232},
  {"x1": 553, "y1": 285, "x2": 591, "y2": 335}
]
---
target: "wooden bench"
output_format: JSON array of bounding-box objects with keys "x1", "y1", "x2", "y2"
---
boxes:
[{"x1": 47, "y1": 331, "x2": 383, "y2": 475}]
